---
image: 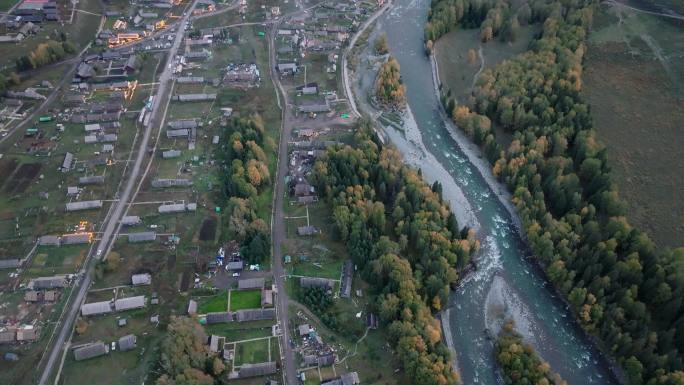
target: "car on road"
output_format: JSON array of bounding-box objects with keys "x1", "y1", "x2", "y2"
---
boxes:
[{"x1": 96, "y1": 249, "x2": 103, "y2": 257}]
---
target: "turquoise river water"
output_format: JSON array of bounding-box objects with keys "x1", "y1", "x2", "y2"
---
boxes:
[{"x1": 366, "y1": 0, "x2": 622, "y2": 384}]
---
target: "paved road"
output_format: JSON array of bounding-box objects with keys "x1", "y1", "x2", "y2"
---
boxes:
[
  {"x1": 268, "y1": 4, "x2": 389, "y2": 385},
  {"x1": 35, "y1": 2, "x2": 198, "y2": 384},
  {"x1": 341, "y1": 0, "x2": 392, "y2": 119},
  {"x1": 268, "y1": 18, "x2": 299, "y2": 385}
]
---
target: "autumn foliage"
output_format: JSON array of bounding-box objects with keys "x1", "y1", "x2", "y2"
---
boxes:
[
  {"x1": 374, "y1": 56, "x2": 406, "y2": 109},
  {"x1": 496, "y1": 321, "x2": 567, "y2": 385},
  {"x1": 313, "y1": 123, "x2": 478, "y2": 385},
  {"x1": 430, "y1": 0, "x2": 684, "y2": 383},
  {"x1": 218, "y1": 116, "x2": 272, "y2": 264}
]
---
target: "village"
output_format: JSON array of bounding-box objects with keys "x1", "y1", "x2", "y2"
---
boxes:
[{"x1": 0, "y1": 0, "x2": 394, "y2": 385}]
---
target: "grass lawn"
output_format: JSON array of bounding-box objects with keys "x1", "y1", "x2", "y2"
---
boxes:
[
  {"x1": 291, "y1": 258, "x2": 343, "y2": 280},
  {"x1": 584, "y1": 4, "x2": 684, "y2": 247},
  {"x1": 0, "y1": 0, "x2": 18, "y2": 11},
  {"x1": 198, "y1": 292, "x2": 228, "y2": 313},
  {"x1": 229, "y1": 289, "x2": 262, "y2": 311},
  {"x1": 205, "y1": 324, "x2": 272, "y2": 342},
  {"x1": 234, "y1": 338, "x2": 271, "y2": 366},
  {"x1": 434, "y1": 25, "x2": 538, "y2": 105}
]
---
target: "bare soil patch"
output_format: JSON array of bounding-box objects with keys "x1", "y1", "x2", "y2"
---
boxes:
[
  {"x1": 199, "y1": 216, "x2": 217, "y2": 241},
  {"x1": 5, "y1": 163, "x2": 42, "y2": 194}
]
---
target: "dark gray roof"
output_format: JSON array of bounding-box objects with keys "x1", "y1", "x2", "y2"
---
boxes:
[
  {"x1": 118, "y1": 334, "x2": 136, "y2": 351},
  {"x1": 297, "y1": 226, "x2": 319, "y2": 236},
  {"x1": 151, "y1": 179, "x2": 193, "y2": 188},
  {"x1": 300, "y1": 277, "x2": 332, "y2": 289},
  {"x1": 39, "y1": 235, "x2": 61, "y2": 246},
  {"x1": 225, "y1": 261, "x2": 243, "y2": 270},
  {"x1": 168, "y1": 119, "x2": 198, "y2": 129},
  {"x1": 128, "y1": 232, "x2": 156, "y2": 243},
  {"x1": 0, "y1": 259, "x2": 21, "y2": 269},
  {"x1": 65, "y1": 200, "x2": 103, "y2": 211},
  {"x1": 78, "y1": 175, "x2": 105, "y2": 185},
  {"x1": 81, "y1": 301, "x2": 113, "y2": 316},
  {"x1": 125, "y1": 55, "x2": 138, "y2": 71},
  {"x1": 237, "y1": 278, "x2": 264, "y2": 290},
  {"x1": 162, "y1": 150, "x2": 181, "y2": 158},
  {"x1": 73, "y1": 342, "x2": 108, "y2": 361},
  {"x1": 235, "y1": 308, "x2": 275, "y2": 322},
  {"x1": 114, "y1": 296, "x2": 146, "y2": 311},
  {"x1": 298, "y1": 99, "x2": 330, "y2": 113},
  {"x1": 205, "y1": 312, "x2": 232, "y2": 324},
  {"x1": 321, "y1": 372, "x2": 360, "y2": 385},
  {"x1": 339, "y1": 260, "x2": 353, "y2": 298},
  {"x1": 238, "y1": 361, "x2": 277, "y2": 378},
  {"x1": 32, "y1": 276, "x2": 67, "y2": 289},
  {"x1": 317, "y1": 353, "x2": 336, "y2": 366}
]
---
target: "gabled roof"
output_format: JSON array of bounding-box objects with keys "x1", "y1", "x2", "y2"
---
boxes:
[
  {"x1": 235, "y1": 308, "x2": 275, "y2": 322},
  {"x1": 0, "y1": 259, "x2": 21, "y2": 269},
  {"x1": 299, "y1": 277, "x2": 332, "y2": 289},
  {"x1": 131, "y1": 273, "x2": 152, "y2": 285},
  {"x1": 114, "y1": 296, "x2": 146, "y2": 311},
  {"x1": 81, "y1": 301, "x2": 113, "y2": 316},
  {"x1": 73, "y1": 342, "x2": 108, "y2": 361},
  {"x1": 118, "y1": 334, "x2": 136, "y2": 351},
  {"x1": 237, "y1": 278, "x2": 264, "y2": 290},
  {"x1": 188, "y1": 300, "x2": 197, "y2": 315},
  {"x1": 205, "y1": 312, "x2": 232, "y2": 324},
  {"x1": 238, "y1": 361, "x2": 277, "y2": 378}
]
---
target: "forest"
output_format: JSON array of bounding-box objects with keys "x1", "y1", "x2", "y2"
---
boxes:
[
  {"x1": 312, "y1": 123, "x2": 478, "y2": 385},
  {"x1": 374, "y1": 56, "x2": 407, "y2": 109},
  {"x1": 218, "y1": 116, "x2": 273, "y2": 264},
  {"x1": 495, "y1": 321, "x2": 567, "y2": 385},
  {"x1": 427, "y1": 0, "x2": 684, "y2": 384}
]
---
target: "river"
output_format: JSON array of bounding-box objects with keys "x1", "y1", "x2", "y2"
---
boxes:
[{"x1": 352, "y1": 0, "x2": 621, "y2": 384}]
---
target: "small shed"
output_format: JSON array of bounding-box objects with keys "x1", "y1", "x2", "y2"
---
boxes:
[
  {"x1": 188, "y1": 300, "x2": 198, "y2": 315},
  {"x1": 131, "y1": 273, "x2": 152, "y2": 286},
  {"x1": 225, "y1": 261, "x2": 243, "y2": 271},
  {"x1": 298, "y1": 324, "x2": 311, "y2": 336},
  {"x1": 24, "y1": 291, "x2": 40, "y2": 302},
  {"x1": 297, "y1": 226, "x2": 320, "y2": 236},
  {"x1": 261, "y1": 288, "x2": 273, "y2": 308},
  {"x1": 118, "y1": 334, "x2": 136, "y2": 351}
]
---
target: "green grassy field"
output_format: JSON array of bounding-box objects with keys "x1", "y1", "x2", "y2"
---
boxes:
[
  {"x1": 434, "y1": 25, "x2": 539, "y2": 105},
  {"x1": 234, "y1": 338, "x2": 271, "y2": 366},
  {"x1": 0, "y1": 0, "x2": 18, "y2": 11},
  {"x1": 205, "y1": 324, "x2": 272, "y2": 341},
  {"x1": 229, "y1": 289, "x2": 262, "y2": 310},
  {"x1": 198, "y1": 292, "x2": 229, "y2": 313},
  {"x1": 583, "y1": 3, "x2": 684, "y2": 248}
]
